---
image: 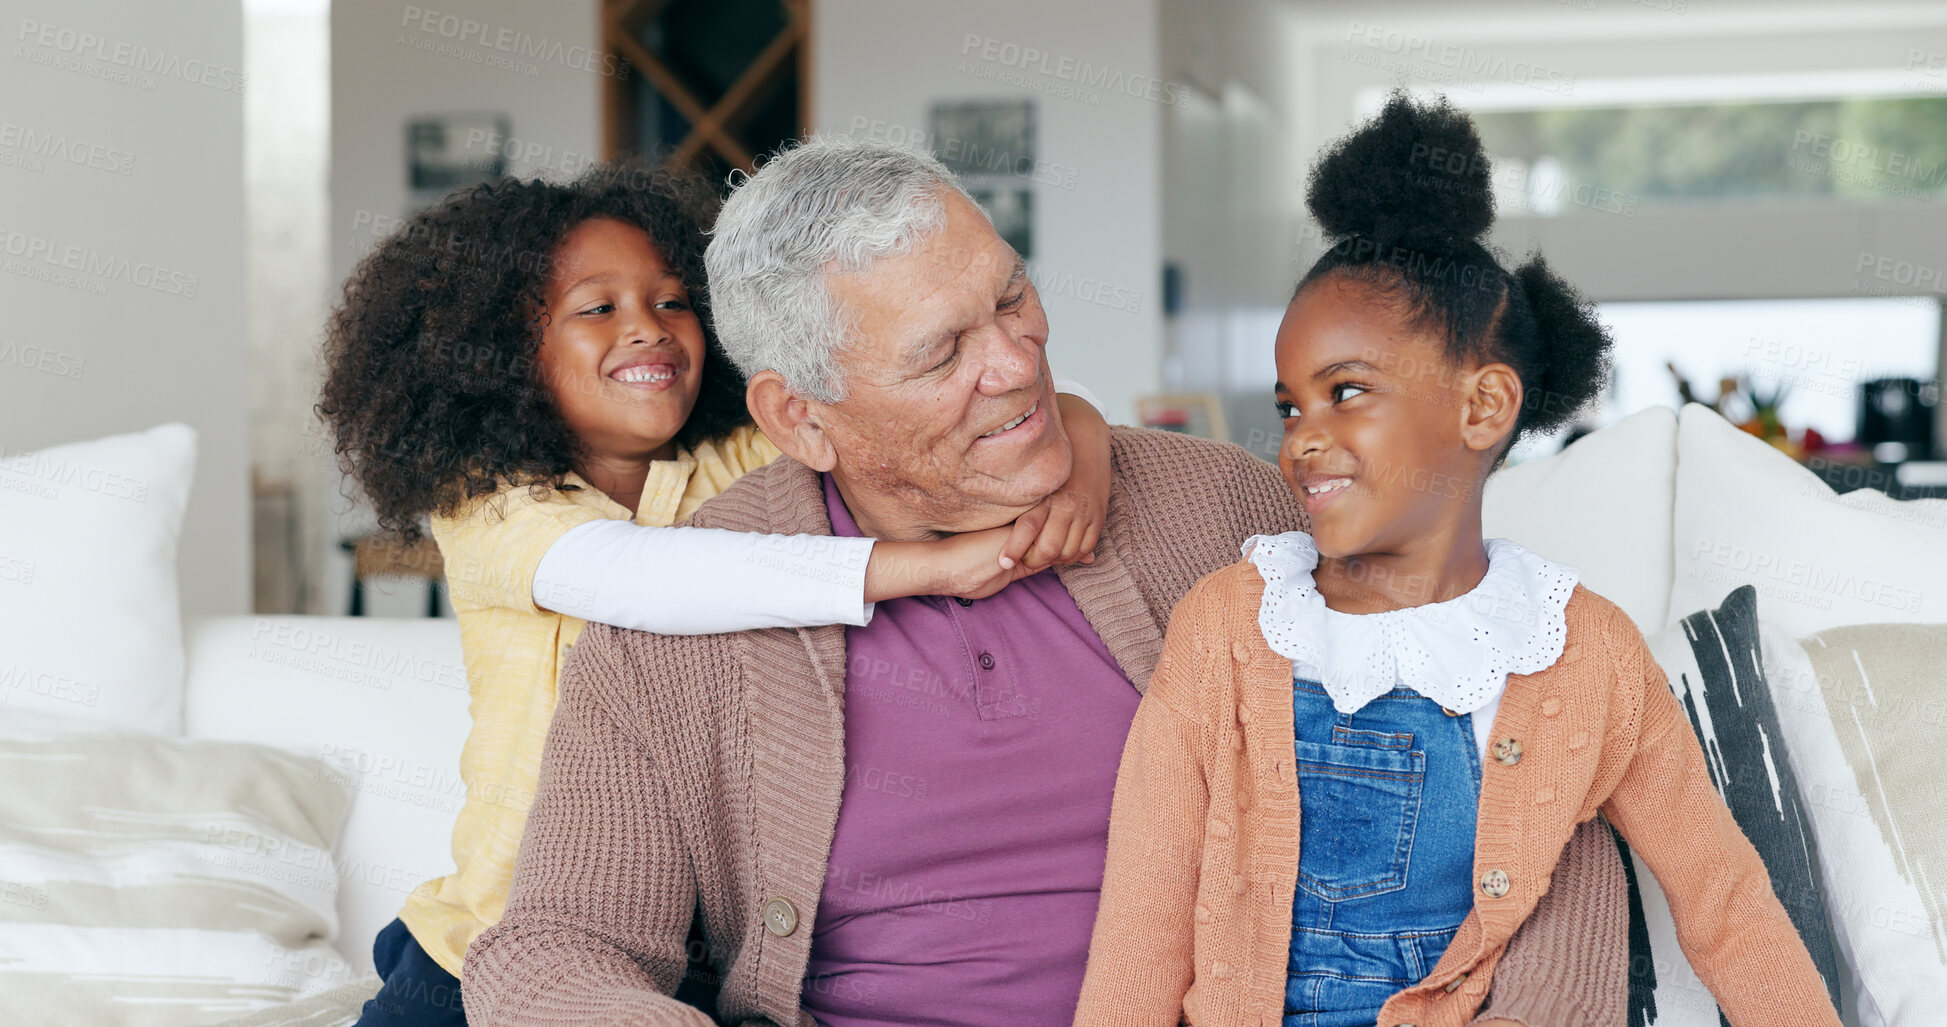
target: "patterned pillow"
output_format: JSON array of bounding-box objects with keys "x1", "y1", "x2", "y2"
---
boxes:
[
  {"x1": 1622, "y1": 585, "x2": 1843, "y2": 1025},
  {"x1": 1782, "y1": 621, "x2": 1947, "y2": 1027},
  {"x1": 0, "y1": 733, "x2": 360, "y2": 1023}
]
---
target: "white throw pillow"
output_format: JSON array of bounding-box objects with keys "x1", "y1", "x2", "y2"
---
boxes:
[
  {"x1": 184, "y1": 615, "x2": 472, "y2": 972},
  {"x1": 0, "y1": 424, "x2": 196, "y2": 734},
  {"x1": 1768, "y1": 621, "x2": 1947, "y2": 1027},
  {"x1": 1669, "y1": 404, "x2": 1947, "y2": 636},
  {"x1": 0, "y1": 732, "x2": 362, "y2": 1023},
  {"x1": 1483, "y1": 405, "x2": 1677, "y2": 631}
]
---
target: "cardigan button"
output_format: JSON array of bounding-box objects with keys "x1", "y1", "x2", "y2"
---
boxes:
[
  {"x1": 1444, "y1": 971, "x2": 1468, "y2": 993},
  {"x1": 762, "y1": 897, "x2": 798, "y2": 936},
  {"x1": 1492, "y1": 738, "x2": 1523, "y2": 766},
  {"x1": 1479, "y1": 869, "x2": 1511, "y2": 898}
]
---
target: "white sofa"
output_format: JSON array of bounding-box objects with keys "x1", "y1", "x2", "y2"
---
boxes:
[{"x1": 151, "y1": 404, "x2": 1944, "y2": 1020}]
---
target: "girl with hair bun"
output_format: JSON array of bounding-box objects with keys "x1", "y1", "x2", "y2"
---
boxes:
[{"x1": 1075, "y1": 93, "x2": 1839, "y2": 1027}]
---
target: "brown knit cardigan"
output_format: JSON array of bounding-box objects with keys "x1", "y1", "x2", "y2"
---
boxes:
[{"x1": 462, "y1": 427, "x2": 1628, "y2": 1026}]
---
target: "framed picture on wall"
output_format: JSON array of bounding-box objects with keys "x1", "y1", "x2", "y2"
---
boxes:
[
  {"x1": 929, "y1": 98, "x2": 1035, "y2": 258},
  {"x1": 1135, "y1": 392, "x2": 1229, "y2": 442},
  {"x1": 407, "y1": 112, "x2": 509, "y2": 199}
]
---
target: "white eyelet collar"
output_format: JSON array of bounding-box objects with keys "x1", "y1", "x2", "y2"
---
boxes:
[{"x1": 1242, "y1": 532, "x2": 1578, "y2": 717}]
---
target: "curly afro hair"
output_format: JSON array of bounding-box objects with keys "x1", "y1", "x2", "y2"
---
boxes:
[
  {"x1": 1298, "y1": 91, "x2": 1613, "y2": 450},
  {"x1": 317, "y1": 159, "x2": 747, "y2": 542}
]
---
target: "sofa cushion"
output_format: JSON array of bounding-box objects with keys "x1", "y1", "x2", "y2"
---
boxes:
[
  {"x1": 1483, "y1": 405, "x2": 1677, "y2": 632},
  {"x1": 0, "y1": 732, "x2": 360, "y2": 1023},
  {"x1": 183, "y1": 615, "x2": 471, "y2": 972},
  {"x1": 1618, "y1": 586, "x2": 1843, "y2": 1026},
  {"x1": 0, "y1": 423, "x2": 195, "y2": 734},
  {"x1": 1774, "y1": 622, "x2": 1947, "y2": 1027},
  {"x1": 1670, "y1": 403, "x2": 1947, "y2": 635}
]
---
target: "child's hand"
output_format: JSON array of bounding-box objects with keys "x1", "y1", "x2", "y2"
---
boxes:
[
  {"x1": 998, "y1": 487, "x2": 1100, "y2": 574},
  {"x1": 865, "y1": 529, "x2": 1040, "y2": 603}
]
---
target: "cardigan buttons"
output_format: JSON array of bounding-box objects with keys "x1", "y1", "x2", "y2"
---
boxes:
[
  {"x1": 1479, "y1": 869, "x2": 1511, "y2": 898},
  {"x1": 1444, "y1": 971, "x2": 1469, "y2": 993},
  {"x1": 1491, "y1": 738, "x2": 1523, "y2": 766},
  {"x1": 763, "y1": 897, "x2": 798, "y2": 936}
]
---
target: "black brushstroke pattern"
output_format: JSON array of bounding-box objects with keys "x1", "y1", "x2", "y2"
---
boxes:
[
  {"x1": 1673, "y1": 586, "x2": 1843, "y2": 1016},
  {"x1": 1611, "y1": 822, "x2": 1660, "y2": 1027}
]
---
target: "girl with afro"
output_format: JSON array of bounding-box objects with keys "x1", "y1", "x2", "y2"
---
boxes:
[
  {"x1": 318, "y1": 159, "x2": 1112, "y2": 1025},
  {"x1": 1073, "y1": 94, "x2": 1839, "y2": 1027}
]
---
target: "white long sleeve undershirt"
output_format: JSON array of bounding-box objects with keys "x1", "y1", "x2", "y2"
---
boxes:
[{"x1": 534, "y1": 521, "x2": 878, "y2": 634}]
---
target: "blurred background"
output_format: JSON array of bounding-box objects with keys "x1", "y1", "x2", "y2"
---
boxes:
[{"x1": 4, "y1": 0, "x2": 1945, "y2": 620}]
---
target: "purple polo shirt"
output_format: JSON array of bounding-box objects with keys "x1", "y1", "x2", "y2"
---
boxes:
[{"x1": 800, "y1": 474, "x2": 1141, "y2": 1026}]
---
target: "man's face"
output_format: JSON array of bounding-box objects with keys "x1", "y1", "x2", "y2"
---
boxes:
[{"x1": 813, "y1": 192, "x2": 1073, "y2": 539}]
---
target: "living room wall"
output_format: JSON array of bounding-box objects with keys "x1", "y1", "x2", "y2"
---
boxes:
[{"x1": 0, "y1": 0, "x2": 249, "y2": 618}]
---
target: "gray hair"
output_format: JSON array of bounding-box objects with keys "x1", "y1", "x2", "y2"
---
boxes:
[{"x1": 704, "y1": 136, "x2": 986, "y2": 402}]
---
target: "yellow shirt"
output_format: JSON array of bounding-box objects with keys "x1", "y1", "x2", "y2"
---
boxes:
[{"x1": 401, "y1": 423, "x2": 783, "y2": 976}]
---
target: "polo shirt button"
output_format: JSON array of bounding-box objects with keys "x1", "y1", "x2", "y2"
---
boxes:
[
  {"x1": 1492, "y1": 738, "x2": 1523, "y2": 766},
  {"x1": 1479, "y1": 869, "x2": 1511, "y2": 898},
  {"x1": 1540, "y1": 696, "x2": 1562, "y2": 717},
  {"x1": 977, "y1": 651, "x2": 995, "y2": 670},
  {"x1": 763, "y1": 897, "x2": 798, "y2": 936}
]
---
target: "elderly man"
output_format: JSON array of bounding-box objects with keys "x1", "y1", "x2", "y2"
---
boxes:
[{"x1": 463, "y1": 139, "x2": 1626, "y2": 1026}]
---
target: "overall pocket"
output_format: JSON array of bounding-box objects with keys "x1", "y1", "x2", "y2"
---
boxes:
[{"x1": 1294, "y1": 738, "x2": 1425, "y2": 901}]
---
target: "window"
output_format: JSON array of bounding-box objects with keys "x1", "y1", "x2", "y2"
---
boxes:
[{"x1": 1470, "y1": 97, "x2": 1947, "y2": 216}]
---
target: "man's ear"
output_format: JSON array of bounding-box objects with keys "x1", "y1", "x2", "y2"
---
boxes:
[
  {"x1": 746, "y1": 371, "x2": 838, "y2": 472},
  {"x1": 1459, "y1": 362, "x2": 1523, "y2": 455}
]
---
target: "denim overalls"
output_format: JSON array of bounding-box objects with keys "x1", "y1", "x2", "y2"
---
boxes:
[{"x1": 1284, "y1": 677, "x2": 1481, "y2": 1027}]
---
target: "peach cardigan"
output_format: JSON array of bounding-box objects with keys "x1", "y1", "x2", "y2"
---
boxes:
[{"x1": 1074, "y1": 561, "x2": 1840, "y2": 1027}]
